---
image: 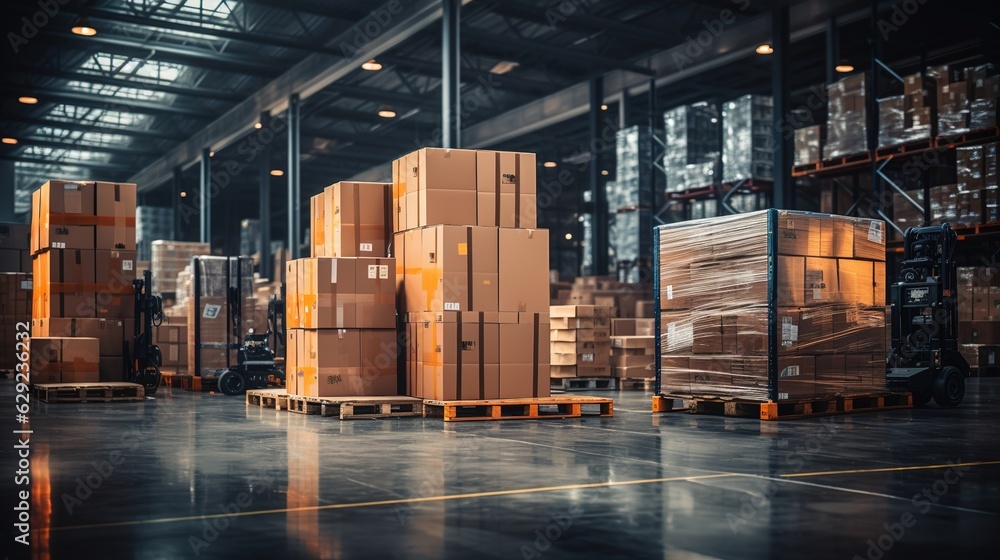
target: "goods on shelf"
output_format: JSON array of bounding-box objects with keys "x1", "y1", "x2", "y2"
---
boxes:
[
  {"x1": 823, "y1": 73, "x2": 868, "y2": 160},
  {"x1": 663, "y1": 102, "x2": 721, "y2": 192},
  {"x1": 722, "y1": 94, "x2": 774, "y2": 183}
]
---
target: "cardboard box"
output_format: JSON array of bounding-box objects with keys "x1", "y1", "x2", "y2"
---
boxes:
[
  {"x1": 413, "y1": 311, "x2": 500, "y2": 400},
  {"x1": 297, "y1": 328, "x2": 398, "y2": 398},
  {"x1": 407, "y1": 225, "x2": 498, "y2": 313},
  {"x1": 775, "y1": 355, "x2": 816, "y2": 399},
  {"x1": 853, "y1": 219, "x2": 885, "y2": 261},
  {"x1": 31, "y1": 317, "x2": 128, "y2": 357},
  {"x1": 692, "y1": 315, "x2": 722, "y2": 354},
  {"x1": 499, "y1": 314, "x2": 550, "y2": 398},
  {"x1": 397, "y1": 148, "x2": 478, "y2": 229},
  {"x1": 293, "y1": 257, "x2": 395, "y2": 329},
  {"x1": 777, "y1": 256, "x2": 805, "y2": 307},
  {"x1": 310, "y1": 191, "x2": 327, "y2": 257},
  {"x1": 32, "y1": 249, "x2": 97, "y2": 319},
  {"x1": 32, "y1": 181, "x2": 96, "y2": 254},
  {"x1": 838, "y1": 259, "x2": 875, "y2": 307},
  {"x1": 476, "y1": 150, "x2": 537, "y2": 228},
  {"x1": 499, "y1": 228, "x2": 549, "y2": 313},
  {"x1": 285, "y1": 328, "x2": 302, "y2": 395},
  {"x1": 25, "y1": 336, "x2": 100, "y2": 384},
  {"x1": 323, "y1": 182, "x2": 391, "y2": 258},
  {"x1": 95, "y1": 182, "x2": 136, "y2": 251},
  {"x1": 805, "y1": 257, "x2": 839, "y2": 305}
]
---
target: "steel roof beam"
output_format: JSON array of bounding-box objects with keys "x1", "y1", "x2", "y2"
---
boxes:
[
  {"x1": 0, "y1": 114, "x2": 186, "y2": 141},
  {"x1": 8, "y1": 64, "x2": 242, "y2": 102},
  {"x1": 16, "y1": 137, "x2": 162, "y2": 158},
  {"x1": 0, "y1": 86, "x2": 214, "y2": 119}
]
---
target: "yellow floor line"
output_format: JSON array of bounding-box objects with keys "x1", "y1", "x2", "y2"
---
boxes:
[
  {"x1": 780, "y1": 459, "x2": 1000, "y2": 478},
  {"x1": 51, "y1": 459, "x2": 1000, "y2": 533}
]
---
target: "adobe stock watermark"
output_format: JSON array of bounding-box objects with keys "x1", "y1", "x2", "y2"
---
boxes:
[
  {"x1": 672, "y1": 0, "x2": 751, "y2": 70},
  {"x1": 7, "y1": 0, "x2": 72, "y2": 54},
  {"x1": 727, "y1": 417, "x2": 839, "y2": 533},
  {"x1": 853, "y1": 460, "x2": 971, "y2": 560},
  {"x1": 189, "y1": 467, "x2": 279, "y2": 556},
  {"x1": 338, "y1": 0, "x2": 409, "y2": 60},
  {"x1": 520, "y1": 504, "x2": 585, "y2": 559}
]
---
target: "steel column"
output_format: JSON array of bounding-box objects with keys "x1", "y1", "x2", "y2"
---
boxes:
[
  {"x1": 771, "y1": 6, "x2": 792, "y2": 209},
  {"x1": 172, "y1": 166, "x2": 182, "y2": 240},
  {"x1": 869, "y1": 0, "x2": 882, "y2": 215},
  {"x1": 590, "y1": 77, "x2": 608, "y2": 275},
  {"x1": 199, "y1": 148, "x2": 211, "y2": 245},
  {"x1": 288, "y1": 94, "x2": 302, "y2": 259},
  {"x1": 259, "y1": 112, "x2": 272, "y2": 279},
  {"x1": 826, "y1": 18, "x2": 838, "y2": 86},
  {"x1": 442, "y1": 0, "x2": 461, "y2": 148}
]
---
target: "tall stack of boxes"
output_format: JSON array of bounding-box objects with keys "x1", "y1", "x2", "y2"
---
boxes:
[
  {"x1": 722, "y1": 94, "x2": 774, "y2": 183},
  {"x1": 0, "y1": 273, "x2": 32, "y2": 371},
  {"x1": 878, "y1": 72, "x2": 932, "y2": 148},
  {"x1": 610, "y1": 318, "x2": 655, "y2": 379},
  {"x1": 824, "y1": 73, "x2": 868, "y2": 160},
  {"x1": 151, "y1": 240, "x2": 210, "y2": 298},
  {"x1": 187, "y1": 257, "x2": 257, "y2": 378},
  {"x1": 0, "y1": 223, "x2": 31, "y2": 272},
  {"x1": 931, "y1": 64, "x2": 999, "y2": 135},
  {"x1": 957, "y1": 266, "x2": 1000, "y2": 370},
  {"x1": 794, "y1": 125, "x2": 823, "y2": 165},
  {"x1": 663, "y1": 102, "x2": 721, "y2": 192},
  {"x1": 657, "y1": 210, "x2": 888, "y2": 401},
  {"x1": 549, "y1": 305, "x2": 611, "y2": 380},
  {"x1": 395, "y1": 148, "x2": 550, "y2": 400},
  {"x1": 28, "y1": 181, "x2": 137, "y2": 383},
  {"x1": 286, "y1": 181, "x2": 397, "y2": 397},
  {"x1": 610, "y1": 126, "x2": 654, "y2": 274}
]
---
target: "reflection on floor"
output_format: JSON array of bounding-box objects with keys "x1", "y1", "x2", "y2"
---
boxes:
[{"x1": 6, "y1": 378, "x2": 999, "y2": 559}]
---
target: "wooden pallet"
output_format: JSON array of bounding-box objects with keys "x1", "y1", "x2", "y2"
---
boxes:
[
  {"x1": 423, "y1": 396, "x2": 614, "y2": 422},
  {"x1": 792, "y1": 152, "x2": 871, "y2": 177},
  {"x1": 791, "y1": 161, "x2": 820, "y2": 175},
  {"x1": 551, "y1": 377, "x2": 618, "y2": 391},
  {"x1": 161, "y1": 373, "x2": 195, "y2": 390},
  {"x1": 875, "y1": 138, "x2": 934, "y2": 159},
  {"x1": 652, "y1": 392, "x2": 912, "y2": 420},
  {"x1": 247, "y1": 390, "x2": 422, "y2": 420},
  {"x1": 618, "y1": 377, "x2": 656, "y2": 391},
  {"x1": 32, "y1": 382, "x2": 145, "y2": 403}
]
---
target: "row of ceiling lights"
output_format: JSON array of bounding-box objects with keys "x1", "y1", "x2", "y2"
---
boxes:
[{"x1": 755, "y1": 43, "x2": 854, "y2": 72}]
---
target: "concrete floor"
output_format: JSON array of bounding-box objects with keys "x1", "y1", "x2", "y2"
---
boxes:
[{"x1": 3, "y1": 379, "x2": 999, "y2": 560}]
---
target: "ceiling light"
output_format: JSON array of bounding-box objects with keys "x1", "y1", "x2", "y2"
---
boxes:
[
  {"x1": 254, "y1": 122, "x2": 262, "y2": 129},
  {"x1": 543, "y1": 161, "x2": 557, "y2": 168},
  {"x1": 378, "y1": 106, "x2": 396, "y2": 118},
  {"x1": 835, "y1": 62, "x2": 855, "y2": 73},
  {"x1": 578, "y1": 215, "x2": 585, "y2": 222},
  {"x1": 565, "y1": 233, "x2": 573, "y2": 240},
  {"x1": 71, "y1": 17, "x2": 97, "y2": 36},
  {"x1": 2, "y1": 137, "x2": 18, "y2": 145},
  {"x1": 209, "y1": 151, "x2": 215, "y2": 157},
  {"x1": 755, "y1": 43, "x2": 773, "y2": 55},
  {"x1": 601, "y1": 169, "x2": 609, "y2": 176},
  {"x1": 179, "y1": 191, "x2": 187, "y2": 198},
  {"x1": 362, "y1": 59, "x2": 383, "y2": 71},
  {"x1": 270, "y1": 169, "x2": 284, "y2": 177},
  {"x1": 18, "y1": 96, "x2": 38, "y2": 105},
  {"x1": 489, "y1": 60, "x2": 519, "y2": 75},
  {"x1": 601, "y1": 104, "x2": 608, "y2": 111}
]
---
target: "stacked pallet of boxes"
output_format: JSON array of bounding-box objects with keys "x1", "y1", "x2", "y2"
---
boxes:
[
  {"x1": 28, "y1": 181, "x2": 137, "y2": 383},
  {"x1": 186, "y1": 256, "x2": 256, "y2": 378},
  {"x1": 957, "y1": 266, "x2": 1000, "y2": 372},
  {"x1": 931, "y1": 64, "x2": 999, "y2": 135},
  {"x1": 554, "y1": 276, "x2": 653, "y2": 319},
  {"x1": 878, "y1": 72, "x2": 933, "y2": 148},
  {"x1": 284, "y1": 181, "x2": 397, "y2": 397},
  {"x1": 657, "y1": 210, "x2": 888, "y2": 401},
  {"x1": 663, "y1": 102, "x2": 721, "y2": 192},
  {"x1": 549, "y1": 305, "x2": 611, "y2": 380},
  {"x1": 794, "y1": 125, "x2": 822, "y2": 166},
  {"x1": 610, "y1": 126, "x2": 654, "y2": 278},
  {"x1": 0, "y1": 223, "x2": 31, "y2": 272},
  {"x1": 394, "y1": 148, "x2": 551, "y2": 400},
  {"x1": 0, "y1": 273, "x2": 32, "y2": 372},
  {"x1": 151, "y1": 240, "x2": 210, "y2": 299},
  {"x1": 155, "y1": 316, "x2": 188, "y2": 374},
  {"x1": 610, "y1": 318, "x2": 655, "y2": 380},
  {"x1": 722, "y1": 94, "x2": 774, "y2": 183},
  {"x1": 824, "y1": 73, "x2": 868, "y2": 160}
]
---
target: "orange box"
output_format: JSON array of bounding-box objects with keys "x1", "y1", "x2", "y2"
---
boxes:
[
  {"x1": 323, "y1": 182, "x2": 391, "y2": 257},
  {"x1": 413, "y1": 311, "x2": 501, "y2": 400},
  {"x1": 498, "y1": 228, "x2": 549, "y2": 313},
  {"x1": 32, "y1": 181, "x2": 96, "y2": 254},
  {"x1": 25, "y1": 336, "x2": 100, "y2": 384},
  {"x1": 476, "y1": 150, "x2": 537, "y2": 228},
  {"x1": 95, "y1": 182, "x2": 136, "y2": 251},
  {"x1": 310, "y1": 191, "x2": 327, "y2": 257},
  {"x1": 293, "y1": 257, "x2": 395, "y2": 329},
  {"x1": 32, "y1": 249, "x2": 97, "y2": 319},
  {"x1": 297, "y1": 328, "x2": 397, "y2": 398},
  {"x1": 410, "y1": 225, "x2": 498, "y2": 313}
]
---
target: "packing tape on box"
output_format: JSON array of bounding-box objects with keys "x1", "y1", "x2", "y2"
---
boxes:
[
  {"x1": 45, "y1": 213, "x2": 136, "y2": 227},
  {"x1": 48, "y1": 282, "x2": 134, "y2": 295}
]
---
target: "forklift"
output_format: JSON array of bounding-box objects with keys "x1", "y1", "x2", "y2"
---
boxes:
[
  {"x1": 127, "y1": 269, "x2": 163, "y2": 394},
  {"x1": 215, "y1": 281, "x2": 284, "y2": 396},
  {"x1": 886, "y1": 223, "x2": 969, "y2": 406}
]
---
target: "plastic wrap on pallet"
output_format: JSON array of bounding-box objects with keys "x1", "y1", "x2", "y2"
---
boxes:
[
  {"x1": 663, "y1": 102, "x2": 721, "y2": 193},
  {"x1": 970, "y1": 98, "x2": 998, "y2": 131},
  {"x1": 657, "y1": 210, "x2": 887, "y2": 402},
  {"x1": 187, "y1": 256, "x2": 257, "y2": 377},
  {"x1": 612, "y1": 126, "x2": 654, "y2": 210},
  {"x1": 136, "y1": 206, "x2": 174, "y2": 262},
  {"x1": 794, "y1": 125, "x2": 822, "y2": 166},
  {"x1": 609, "y1": 208, "x2": 651, "y2": 265},
  {"x1": 722, "y1": 94, "x2": 774, "y2": 183},
  {"x1": 823, "y1": 73, "x2": 868, "y2": 160},
  {"x1": 928, "y1": 65, "x2": 971, "y2": 136},
  {"x1": 151, "y1": 240, "x2": 210, "y2": 296}
]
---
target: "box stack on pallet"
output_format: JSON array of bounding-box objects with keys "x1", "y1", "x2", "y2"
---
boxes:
[
  {"x1": 284, "y1": 181, "x2": 398, "y2": 398},
  {"x1": 610, "y1": 126, "x2": 654, "y2": 279},
  {"x1": 552, "y1": 276, "x2": 654, "y2": 319},
  {"x1": 794, "y1": 125, "x2": 822, "y2": 166},
  {"x1": 395, "y1": 148, "x2": 551, "y2": 400},
  {"x1": 957, "y1": 266, "x2": 1000, "y2": 373},
  {"x1": 931, "y1": 63, "x2": 999, "y2": 135},
  {"x1": 155, "y1": 316, "x2": 188, "y2": 375},
  {"x1": 722, "y1": 94, "x2": 774, "y2": 184},
  {"x1": 0, "y1": 223, "x2": 31, "y2": 273},
  {"x1": 27, "y1": 181, "x2": 137, "y2": 383},
  {"x1": 186, "y1": 256, "x2": 256, "y2": 379},
  {"x1": 657, "y1": 210, "x2": 888, "y2": 403},
  {"x1": 611, "y1": 318, "x2": 655, "y2": 382},
  {"x1": 663, "y1": 102, "x2": 721, "y2": 193},
  {"x1": 151, "y1": 240, "x2": 210, "y2": 299},
  {"x1": 824, "y1": 73, "x2": 868, "y2": 160},
  {"x1": 549, "y1": 305, "x2": 611, "y2": 384},
  {"x1": 878, "y1": 72, "x2": 933, "y2": 148}
]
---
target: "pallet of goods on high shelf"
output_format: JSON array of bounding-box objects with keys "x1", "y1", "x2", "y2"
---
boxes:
[
  {"x1": 663, "y1": 102, "x2": 721, "y2": 193},
  {"x1": 878, "y1": 72, "x2": 933, "y2": 150},
  {"x1": 823, "y1": 73, "x2": 868, "y2": 162},
  {"x1": 722, "y1": 94, "x2": 774, "y2": 184}
]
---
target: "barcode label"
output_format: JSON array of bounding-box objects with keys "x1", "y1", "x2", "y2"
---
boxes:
[
  {"x1": 360, "y1": 243, "x2": 373, "y2": 252},
  {"x1": 444, "y1": 302, "x2": 460, "y2": 311},
  {"x1": 52, "y1": 242, "x2": 66, "y2": 249},
  {"x1": 666, "y1": 285, "x2": 674, "y2": 300},
  {"x1": 203, "y1": 304, "x2": 221, "y2": 319},
  {"x1": 868, "y1": 222, "x2": 884, "y2": 244},
  {"x1": 379, "y1": 265, "x2": 389, "y2": 279},
  {"x1": 122, "y1": 260, "x2": 133, "y2": 271},
  {"x1": 779, "y1": 366, "x2": 800, "y2": 378},
  {"x1": 368, "y1": 265, "x2": 378, "y2": 279},
  {"x1": 20, "y1": 281, "x2": 32, "y2": 290}
]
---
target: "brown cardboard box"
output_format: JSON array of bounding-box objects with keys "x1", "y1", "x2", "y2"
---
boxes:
[
  {"x1": 960, "y1": 321, "x2": 1000, "y2": 344},
  {"x1": 298, "y1": 328, "x2": 397, "y2": 398},
  {"x1": 838, "y1": 259, "x2": 875, "y2": 307},
  {"x1": 499, "y1": 228, "x2": 549, "y2": 312},
  {"x1": 404, "y1": 148, "x2": 478, "y2": 229},
  {"x1": 410, "y1": 225, "x2": 498, "y2": 313},
  {"x1": 692, "y1": 315, "x2": 722, "y2": 354},
  {"x1": 33, "y1": 249, "x2": 97, "y2": 319},
  {"x1": 805, "y1": 258, "x2": 839, "y2": 305},
  {"x1": 776, "y1": 355, "x2": 816, "y2": 399},
  {"x1": 552, "y1": 316, "x2": 595, "y2": 329},
  {"x1": 973, "y1": 287, "x2": 989, "y2": 320},
  {"x1": 476, "y1": 150, "x2": 537, "y2": 228},
  {"x1": 32, "y1": 181, "x2": 97, "y2": 254},
  {"x1": 661, "y1": 314, "x2": 694, "y2": 353},
  {"x1": 414, "y1": 311, "x2": 500, "y2": 400},
  {"x1": 776, "y1": 213, "x2": 820, "y2": 256},
  {"x1": 611, "y1": 318, "x2": 655, "y2": 336},
  {"x1": 814, "y1": 355, "x2": 847, "y2": 387},
  {"x1": 295, "y1": 258, "x2": 395, "y2": 329},
  {"x1": 285, "y1": 260, "x2": 301, "y2": 329},
  {"x1": 735, "y1": 312, "x2": 768, "y2": 355},
  {"x1": 391, "y1": 156, "x2": 410, "y2": 233},
  {"x1": 853, "y1": 218, "x2": 885, "y2": 261},
  {"x1": 95, "y1": 182, "x2": 136, "y2": 251},
  {"x1": 285, "y1": 329, "x2": 302, "y2": 395},
  {"x1": 26, "y1": 336, "x2": 100, "y2": 384},
  {"x1": 310, "y1": 191, "x2": 327, "y2": 257},
  {"x1": 777, "y1": 256, "x2": 805, "y2": 306},
  {"x1": 499, "y1": 314, "x2": 549, "y2": 398},
  {"x1": 324, "y1": 182, "x2": 392, "y2": 257}
]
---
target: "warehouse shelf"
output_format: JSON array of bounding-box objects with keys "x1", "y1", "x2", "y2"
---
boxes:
[
  {"x1": 666, "y1": 178, "x2": 773, "y2": 202},
  {"x1": 887, "y1": 221, "x2": 1000, "y2": 250}
]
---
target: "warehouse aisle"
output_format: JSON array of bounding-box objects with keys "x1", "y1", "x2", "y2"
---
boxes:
[{"x1": 7, "y1": 379, "x2": 1000, "y2": 559}]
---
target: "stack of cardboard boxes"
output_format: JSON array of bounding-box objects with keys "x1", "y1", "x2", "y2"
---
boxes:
[
  {"x1": 395, "y1": 148, "x2": 551, "y2": 400},
  {"x1": 549, "y1": 305, "x2": 611, "y2": 380},
  {"x1": 186, "y1": 256, "x2": 257, "y2": 378},
  {"x1": 0, "y1": 223, "x2": 31, "y2": 273},
  {"x1": 155, "y1": 316, "x2": 188, "y2": 374},
  {"x1": 824, "y1": 73, "x2": 868, "y2": 160},
  {"x1": 285, "y1": 182, "x2": 398, "y2": 398},
  {"x1": 878, "y1": 72, "x2": 933, "y2": 148},
  {"x1": 794, "y1": 125, "x2": 823, "y2": 166},
  {"x1": 932, "y1": 63, "x2": 999, "y2": 134},
  {"x1": 151, "y1": 240, "x2": 210, "y2": 298},
  {"x1": 957, "y1": 266, "x2": 1000, "y2": 370},
  {"x1": 610, "y1": 318, "x2": 655, "y2": 379},
  {"x1": 0, "y1": 273, "x2": 32, "y2": 371},
  {"x1": 552, "y1": 276, "x2": 653, "y2": 319},
  {"x1": 28, "y1": 181, "x2": 137, "y2": 383},
  {"x1": 658, "y1": 210, "x2": 888, "y2": 401}
]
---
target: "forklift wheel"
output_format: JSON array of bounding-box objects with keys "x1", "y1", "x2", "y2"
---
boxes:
[
  {"x1": 932, "y1": 366, "x2": 965, "y2": 407},
  {"x1": 218, "y1": 369, "x2": 247, "y2": 396},
  {"x1": 912, "y1": 390, "x2": 933, "y2": 406}
]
